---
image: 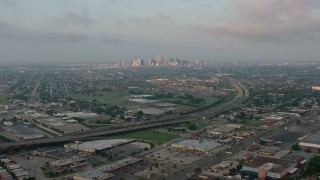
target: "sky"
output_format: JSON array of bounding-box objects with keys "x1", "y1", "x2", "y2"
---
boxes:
[{"x1": 0, "y1": 0, "x2": 320, "y2": 64}]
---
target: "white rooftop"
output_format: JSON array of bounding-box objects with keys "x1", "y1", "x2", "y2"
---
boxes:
[
  {"x1": 66, "y1": 139, "x2": 134, "y2": 152},
  {"x1": 172, "y1": 139, "x2": 220, "y2": 152}
]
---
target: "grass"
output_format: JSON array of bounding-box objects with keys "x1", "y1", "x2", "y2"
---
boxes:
[
  {"x1": 71, "y1": 91, "x2": 130, "y2": 106},
  {"x1": 0, "y1": 93, "x2": 10, "y2": 105},
  {"x1": 86, "y1": 118, "x2": 112, "y2": 125},
  {"x1": 162, "y1": 95, "x2": 220, "y2": 108},
  {"x1": 164, "y1": 120, "x2": 205, "y2": 131},
  {"x1": 194, "y1": 95, "x2": 220, "y2": 104},
  {"x1": 240, "y1": 119, "x2": 265, "y2": 127},
  {"x1": 110, "y1": 129, "x2": 179, "y2": 145},
  {"x1": 92, "y1": 160, "x2": 106, "y2": 167}
]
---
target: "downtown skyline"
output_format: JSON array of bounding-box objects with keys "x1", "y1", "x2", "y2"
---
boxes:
[{"x1": 0, "y1": 0, "x2": 320, "y2": 64}]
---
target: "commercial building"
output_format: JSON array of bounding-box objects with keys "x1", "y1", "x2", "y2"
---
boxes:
[
  {"x1": 171, "y1": 139, "x2": 221, "y2": 153},
  {"x1": 49, "y1": 156, "x2": 86, "y2": 168},
  {"x1": 241, "y1": 154, "x2": 304, "y2": 180},
  {"x1": 65, "y1": 139, "x2": 135, "y2": 153},
  {"x1": 73, "y1": 157, "x2": 142, "y2": 180},
  {"x1": 298, "y1": 130, "x2": 320, "y2": 152}
]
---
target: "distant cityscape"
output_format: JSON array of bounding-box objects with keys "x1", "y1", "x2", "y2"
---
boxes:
[{"x1": 0, "y1": 63, "x2": 319, "y2": 180}]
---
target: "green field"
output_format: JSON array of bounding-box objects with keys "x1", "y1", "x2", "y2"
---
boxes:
[
  {"x1": 164, "y1": 120, "x2": 205, "y2": 131},
  {"x1": 195, "y1": 95, "x2": 220, "y2": 104},
  {"x1": 71, "y1": 91, "x2": 130, "y2": 106},
  {"x1": 86, "y1": 118, "x2": 112, "y2": 125},
  {"x1": 0, "y1": 94, "x2": 10, "y2": 105},
  {"x1": 162, "y1": 95, "x2": 220, "y2": 108},
  {"x1": 240, "y1": 119, "x2": 265, "y2": 127},
  {"x1": 110, "y1": 129, "x2": 179, "y2": 144}
]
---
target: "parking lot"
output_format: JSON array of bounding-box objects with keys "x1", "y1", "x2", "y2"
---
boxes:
[
  {"x1": 107, "y1": 143, "x2": 146, "y2": 157},
  {"x1": 145, "y1": 147, "x2": 203, "y2": 165},
  {"x1": 111, "y1": 160, "x2": 152, "y2": 180},
  {"x1": 10, "y1": 152, "x2": 51, "y2": 180}
]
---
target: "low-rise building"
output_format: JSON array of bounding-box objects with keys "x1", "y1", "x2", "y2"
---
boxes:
[
  {"x1": 73, "y1": 157, "x2": 142, "y2": 180},
  {"x1": 298, "y1": 130, "x2": 320, "y2": 152},
  {"x1": 171, "y1": 139, "x2": 220, "y2": 153},
  {"x1": 241, "y1": 154, "x2": 304, "y2": 179},
  {"x1": 64, "y1": 139, "x2": 135, "y2": 153}
]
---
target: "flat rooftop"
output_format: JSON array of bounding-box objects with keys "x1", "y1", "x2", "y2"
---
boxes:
[
  {"x1": 244, "y1": 156, "x2": 291, "y2": 174},
  {"x1": 66, "y1": 139, "x2": 135, "y2": 152},
  {"x1": 3, "y1": 123, "x2": 45, "y2": 139},
  {"x1": 73, "y1": 157, "x2": 142, "y2": 180},
  {"x1": 172, "y1": 139, "x2": 220, "y2": 152},
  {"x1": 300, "y1": 130, "x2": 320, "y2": 145}
]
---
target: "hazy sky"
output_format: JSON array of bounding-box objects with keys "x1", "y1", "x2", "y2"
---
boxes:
[{"x1": 0, "y1": 0, "x2": 320, "y2": 64}]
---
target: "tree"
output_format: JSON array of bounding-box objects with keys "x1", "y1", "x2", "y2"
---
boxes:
[
  {"x1": 291, "y1": 144, "x2": 301, "y2": 151},
  {"x1": 304, "y1": 156, "x2": 320, "y2": 176},
  {"x1": 305, "y1": 166, "x2": 317, "y2": 176},
  {"x1": 239, "y1": 112, "x2": 246, "y2": 119},
  {"x1": 136, "y1": 110, "x2": 144, "y2": 119},
  {"x1": 188, "y1": 123, "x2": 197, "y2": 130},
  {"x1": 305, "y1": 149, "x2": 312, "y2": 153},
  {"x1": 195, "y1": 167, "x2": 202, "y2": 174}
]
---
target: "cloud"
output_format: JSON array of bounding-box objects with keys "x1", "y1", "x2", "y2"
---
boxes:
[
  {"x1": 196, "y1": 0, "x2": 320, "y2": 43},
  {"x1": 54, "y1": 10, "x2": 97, "y2": 28},
  {"x1": 0, "y1": 0, "x2": 16, "y2": 8},
  {"x1": 118, "y1": 13, "x2": 173, "y2": 26},
  {"x1": 0, "y1": 21, "x2": 124, "y2": 44},
  {"x1": 157, "y1": 13, "x2": 173, "y2": 23}
]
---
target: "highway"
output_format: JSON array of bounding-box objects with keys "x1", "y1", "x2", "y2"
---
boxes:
[{"x1": 0, "y1": 78, "x2": 249, "y2": 152}]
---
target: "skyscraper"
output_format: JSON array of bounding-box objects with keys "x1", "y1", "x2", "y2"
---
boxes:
[{"x1": 156, "y1": 55, "x2": 165, "y2": 66}]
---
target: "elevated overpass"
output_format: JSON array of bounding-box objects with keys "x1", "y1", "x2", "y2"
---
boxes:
[{"x1": 0, "y1": 78, "x2": 249, "y2": 152}]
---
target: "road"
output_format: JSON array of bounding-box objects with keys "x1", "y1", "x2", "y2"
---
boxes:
[
  {"x1": 166, "y1": 123, "x2": 287, "y2": 180},
  {"x1": 64, "y1": 83, "x2": 69, "y2": 96},
  {"x1": 30, "y1": 81, "x2": 40, "y2": 101},
  {"x1": 0, "y1": 78, "x2": 249, "y2": 152}
]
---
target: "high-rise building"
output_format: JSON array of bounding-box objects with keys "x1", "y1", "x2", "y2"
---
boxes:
[
  {"x1": 131, "y1": 59, "x2": 141, "y2": 67},
  {"x1": 147, "y1": 58, "x2": 155, "y2": 66},
  {"x1": 156, "y1": 55, "x2": 165, "y2": 66}
]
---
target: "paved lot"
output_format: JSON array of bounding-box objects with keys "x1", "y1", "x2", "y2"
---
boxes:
[
  {"x1": 110, "y1": 159, "x2": 152, "y2": 180},
  {"x1": 107, "y1": 143, "x2": 145, "y2": 157},
  {"x1": 10, "y1": 153, "x2": 50, "y2": 180},
  {"x1": 145, "y1": 147, "x2": 203, "y2": 165}
]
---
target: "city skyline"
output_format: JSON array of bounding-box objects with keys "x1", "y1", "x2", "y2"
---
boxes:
[{"x1": 0, "y1": 0, "x2": 320, "y2": 64}]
